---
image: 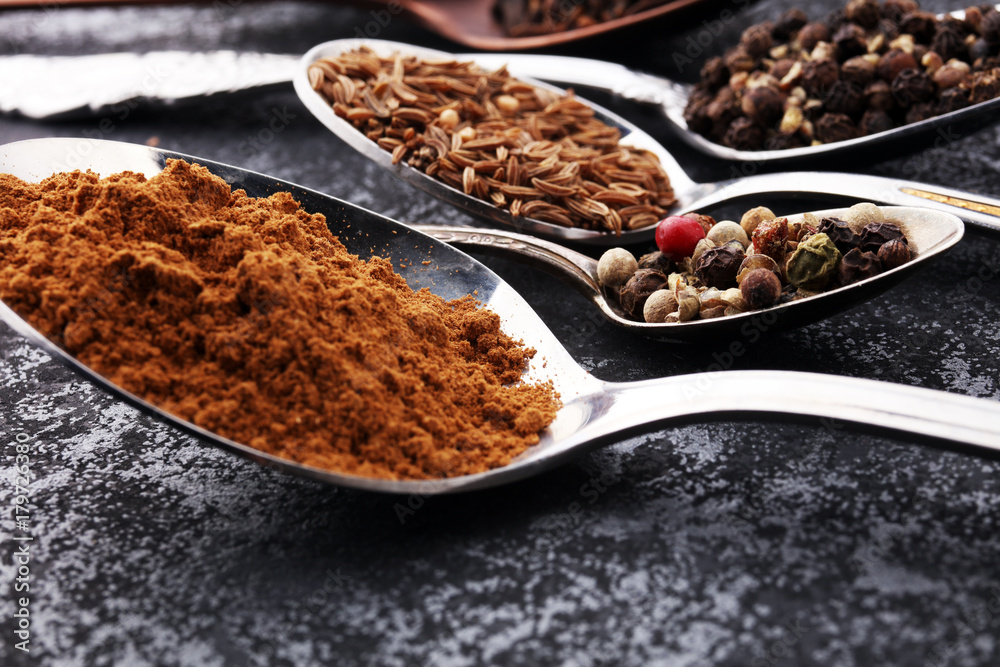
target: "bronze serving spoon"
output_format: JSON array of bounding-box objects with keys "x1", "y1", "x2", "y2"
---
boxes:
[
  {"x1": 2, "y1": 137, "x2": 999, "y2": 495},
  {"x1": 0, "y1": 0, "x2": 706, "y2": 51}
]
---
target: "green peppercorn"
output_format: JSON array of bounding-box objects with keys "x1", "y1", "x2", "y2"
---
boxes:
[{"x1": 786, "y1": 233, "x2": 842, "y2": 290}]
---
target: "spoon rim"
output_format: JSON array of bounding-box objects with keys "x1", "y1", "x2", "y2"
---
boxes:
[{"x1": 673, "y1": 97, "x2": 1000, "y2": 164}]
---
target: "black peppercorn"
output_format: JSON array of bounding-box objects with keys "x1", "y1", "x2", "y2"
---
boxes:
[
  {"x1": 981, "y1": 10, "x2": 1000, "y2": 45},
  {"x1": 706, "y1": 87, "x2": 742, "y2": 139},
  {"x1": 637, "y1": 250, "x2": 675, "y2": 274},
  {"x1": 937, "y1": 87, "x2": 971, "y2": 114},
  {"x1": 695, "y1": 245, "x2": 745, "y2": 288},
  {"x1": 700, "y1": 57, "x2": 730, "y2": 90},
  {"x1": 834, "y1": 23, "x2": 868, "y2": 60},
  {"x1": 724, "y1": 46, "x2": 755, "y2": 73},
  {"x1": 741, "y1": 23, "x2": 774, "y2": 58},
  {"x1": 841, "y1": 56, "x2": 876, "y2": 86},
  {"x1": 970, "y1": 37, "x2": 993, "y2": 62},
  {"x1": 825, "y1": 81, "x2": 866, "y2": 116},
  {"x1": 818, "y1": 217, "x2": 859, "y2": 253},
  {"x1": 765, "y1": 133, "x2": 806, "y2": 150},
  {"x1": 801, "y1": 58, "x2": 840, "y2": 96},
  {"x1": 878, "y1": 238, "x2": 911, "y2": 269},
  {"x1": 815, "y1": 113, "x2": 859, "y2": 143},
  {"x1": 682, "y1": 88, "x2": 715, "y2": 135},
  {"x1": 846, "y1": 0, "x2": 880, "y2": 29},
  {"x1": 864, "y1": 80, "x2": 896, "y2": 112},
  {"x1": 877, "y1": 17, "x2": 901, "y2": 40},
  {"x1": 837, "y1": 248, "x2": 883, "y2": 285},
  {"x1": 740, "y1": 268, "x2": 783, "y2": 309},
  {"x1": 969, "y1": 68, "x2": 1000, "y2": 104},
  {"x1": 877, "y1": 49, "x2": 918, "y2": 83},
  {"x1": 741, "y1": 86, "x2": 785, "y2": 126},
  {"x1": 773, "y1": 8, "x2": 808, "y2": 40},
  {"x1": 771, "y1": 58, "x2": 797, "y2": 80},
  {"x1": 904, "y1": 102, "x2": 936, "y2": 124},
  {"x1": 797, "y1": 22, "x2": 831, "y2": 51},
  {"x1": 901, "y1": 11, "x2": 938, "y2": 43},
  {"x1": 823, "y1": 8, "x2": 848, "y2": 35},
  {"x1": 892, "y1": 68, "x2": 936, "y2": 106},
  {"x1": 932, "y1": 21, "x2": 968, "y2": 61},
  {"x1": 858, "y1": 221, "x2": 906, "y2": 253},
  {"x1": 619, "y1": 269, "x2": 668, "y2": 319},
  {"x1": 859, "y1": 108, "x2": 894, "y2": 134},
  {"x1": 882, "y1": 0, "x2": 918, "y2": 23},
  {"x1": 724, "y1": 117, "x2": 765, "y2": 151}
]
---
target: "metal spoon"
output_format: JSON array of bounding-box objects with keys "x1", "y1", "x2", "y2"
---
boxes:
[
  {"x1": 294, "y1": 38, "x2": 1000, "y2": 244},
  {"x1": 2, "y1": 137, "x2": 999, "y2": 494},
  {"x1": 411, "y1": 205, "x2": 962, "y2": 342}
]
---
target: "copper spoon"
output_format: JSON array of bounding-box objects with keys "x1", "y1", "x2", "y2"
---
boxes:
[{"x1": 0, "y1": 0, "x2": 707, "y2": 51}]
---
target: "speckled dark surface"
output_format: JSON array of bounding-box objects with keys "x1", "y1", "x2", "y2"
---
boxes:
[{"x1": 2, "y1": 1, "x2": 1000, "y2": 665}]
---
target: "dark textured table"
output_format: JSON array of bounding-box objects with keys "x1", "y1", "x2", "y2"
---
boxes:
[{"x1": 2, "y1": 1, "x2": 1000, "y2": 665}]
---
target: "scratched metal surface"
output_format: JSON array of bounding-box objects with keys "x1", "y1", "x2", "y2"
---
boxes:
[{"x1": 1, "y1": 1, "x2": 1000, "y2": 665}]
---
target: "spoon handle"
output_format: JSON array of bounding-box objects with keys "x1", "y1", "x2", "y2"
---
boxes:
[
  {"x1": 596, "y1": 370, "x2": 1000, "y2": 453},
  {"x1": 691, "y1": 172, "x2": 1000, "y2": 236},
  {"x1": 464, "y1": 53, "x2": 686, "y2": 109}
]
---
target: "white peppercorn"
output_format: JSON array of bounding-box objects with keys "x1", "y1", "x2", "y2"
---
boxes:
[
  {"x1": 843, "y1": 202, "x2": 885, "y2": 229},
  {"x1": 643, "y1": 290, "x2": 679, "y2": 323},
  {"x1": 597, "y1": 248, "x2": 638, "y2": 288},
  {"x1": 706, "y1": 221, "x2": 750, "y2": 248},
  {"x1": 740, "y1": 206, "x2": 776, "y2": 235}
]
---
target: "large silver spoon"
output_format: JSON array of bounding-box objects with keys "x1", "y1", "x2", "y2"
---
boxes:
[
  {"x1": 1, "y1": 137, "x2": 999, "y2": 494},
  {"x1": 294, "y1": 38, "x2": 1000, "y2": 244}
]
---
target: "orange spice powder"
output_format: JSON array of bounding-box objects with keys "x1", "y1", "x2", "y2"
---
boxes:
[{"x1": 0, "y1": 159, "x2": 560, "y2": 480}]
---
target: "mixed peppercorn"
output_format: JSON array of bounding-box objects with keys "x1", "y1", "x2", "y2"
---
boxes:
[
  {"x1": 683, "y1": 0, "x2": 1000, "y2": 150},
  {"x1": 597, "y1": 203, "x2": 913, "y2": 323}
]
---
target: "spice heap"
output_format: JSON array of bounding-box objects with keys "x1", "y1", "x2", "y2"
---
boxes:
[
  {"x1": 308, "y1": 47, "x2": 676, "y2": 234},
  {"x1": 493, "y1": 0, "x2": 671, "y2": 37},
  {"x1": 683, "y1": 0, "x2": 1000, "y2": 150},
  {"x1": 597, "y1": 202, "x2": 913, "y2": 323},
  {"x1": 0, "y1": 161, "x2": 560, "y2": 480}
]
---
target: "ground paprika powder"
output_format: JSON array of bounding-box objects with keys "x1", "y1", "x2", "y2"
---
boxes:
[{"x1": 0, "y1": 159, "x2": 560, "y2": 480}]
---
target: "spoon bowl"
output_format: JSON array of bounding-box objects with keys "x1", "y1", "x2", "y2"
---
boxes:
[
  {"x1": 412, "y1": 205, "x2": 963, "y2": 342},
  {"x1": 294, "y1": 39, "x2": 1000, "y2": 243},
  {"x1": 2, "y1": 137, "x2": 1000, "y2": 494}
]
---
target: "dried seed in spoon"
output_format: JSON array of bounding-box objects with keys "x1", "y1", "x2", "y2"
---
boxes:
[
  {"x1": 308, "y1": 47, "x2": 677, "y2": 234},
  {"x1": 598, "y1": 202, "x2": 915, "y2": 323}
]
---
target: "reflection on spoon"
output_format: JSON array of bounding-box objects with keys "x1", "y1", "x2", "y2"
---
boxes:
[
  {"x1": 412, "y1": 203, "x2": 963, "y2": 342},
  {"x1": 294, "y1": 39, "x2": 1000, "y2": 244},
  {"x1": 1, "y1": 137, "x2": 999, "y2": 494}
]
